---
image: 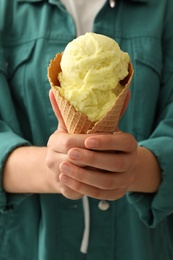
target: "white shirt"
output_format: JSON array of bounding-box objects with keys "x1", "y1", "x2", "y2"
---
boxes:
[{"x1": 60, "y1": 0, "x2": 107, "y2": 36}]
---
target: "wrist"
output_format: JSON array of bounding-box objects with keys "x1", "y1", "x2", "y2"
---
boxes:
[{"x1": 127, "y1": 147, "x2": 161, "y2": 193}]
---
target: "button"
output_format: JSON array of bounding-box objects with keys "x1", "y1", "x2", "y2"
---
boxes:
[{"x1": 98, "y1": 200, "x2": 110, "y2": 211}]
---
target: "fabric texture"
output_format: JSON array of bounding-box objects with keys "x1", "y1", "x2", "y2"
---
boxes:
[{"x1": 0, "y1": 0, "x2": 173, "y2": 259}]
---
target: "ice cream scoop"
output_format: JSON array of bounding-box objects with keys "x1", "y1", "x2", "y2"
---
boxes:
[
  {"x1": 58, "y1": 32, "x2": 130, "y2": 122},
  {"x1": 48, "y1": 32, "x2": 134, "y2": 134}
]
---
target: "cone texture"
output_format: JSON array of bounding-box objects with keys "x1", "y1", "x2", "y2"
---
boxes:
[{"x1": 48, "y1": 53, "x2": 134, "y2": 134}]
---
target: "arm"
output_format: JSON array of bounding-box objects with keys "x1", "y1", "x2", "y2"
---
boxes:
[
  {"x1": 3, "y1": 146, "x2": 52, "y2": 193},
  {"x1": 1, "y1": 82, "x2": 83, "y2": 199},
  {"x1": 3, "y1": 144, "x2": 83, "y2": 200}
]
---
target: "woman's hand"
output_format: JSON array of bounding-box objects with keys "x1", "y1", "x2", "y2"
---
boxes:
[
  {"x1": 46, "y1": 130, "x2": 90, "y2": 199},
  {"x1": 46, "y1": 90, "x2": 87, "y2": 199},
  {"x1": 58, "y1": 132, "x2": 139, "y2": 201},
  {"x1": 47, "y1": 90, "x2": 161, "y2": 200}
]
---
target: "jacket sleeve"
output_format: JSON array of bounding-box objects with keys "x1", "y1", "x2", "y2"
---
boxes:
[
  {"x1": 0, "y1": 47, "x2": 30, "y2": 212},
  {"x1": 126, "y1": 1, "x2": 173, "y2": 228}
]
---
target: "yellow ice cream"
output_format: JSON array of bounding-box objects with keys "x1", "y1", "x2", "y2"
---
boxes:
[{"x1": 57, "y1": 32, "x2": 130, "y2": 122}]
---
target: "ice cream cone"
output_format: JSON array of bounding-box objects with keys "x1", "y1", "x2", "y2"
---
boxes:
[{"x1": 48, "y1": 53, "x2": 134, "y2": 134}]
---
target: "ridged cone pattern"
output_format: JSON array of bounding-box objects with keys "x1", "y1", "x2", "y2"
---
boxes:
[{"x1": 48, "y1": 53, "x2": 134, "y2": 134}]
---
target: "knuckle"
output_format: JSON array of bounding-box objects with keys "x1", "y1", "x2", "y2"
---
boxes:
[
  {"x1": 47, "y1": 133, "x2": 55, "y2": 147},
  {"x1": 63, "y1": 136, "x2": 75, "y2": 151},
  {"x1": 46, "y1": 156, "x2": 54, "y2": 169},
  {"x1": 124, "y1": 134, "x2": 137, "y2": 151},
  {"x1": 54, "y1": 173, "x2": 60, "y2": 183}
]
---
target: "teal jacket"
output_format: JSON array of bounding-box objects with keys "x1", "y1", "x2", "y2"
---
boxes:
[{"x1": 0, "y1": 0, "x2": 173, "y2": 259}]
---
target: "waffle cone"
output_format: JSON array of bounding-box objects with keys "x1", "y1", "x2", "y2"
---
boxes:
[{"x1": 48, "y1": 53, "x2": 134, "y2": 134}]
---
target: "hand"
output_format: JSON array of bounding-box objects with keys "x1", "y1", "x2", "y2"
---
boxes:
[
  {"x1": 46, "y1": 90, "x2": 88, "y2": 199},
  {"x1": 47, "y1": 129, "x2": 97, "y2": 199},
  {"x1": 48, "y1": 90, "x2": 160, "y2": 200},
  {"x1": 48, "y1": 89, "x2": 138, "y2": 200},
  {"x1": 58, "y1": 132, "x2": 139, "y2": 201}
]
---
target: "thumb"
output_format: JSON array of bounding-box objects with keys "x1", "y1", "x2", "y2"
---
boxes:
[{"x1": 49, "y1": 89, "x2": 67, "y2": 132}]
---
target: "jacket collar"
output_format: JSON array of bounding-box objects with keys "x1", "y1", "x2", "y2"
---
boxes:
[
  {"x1": 129, "y1": 0, "x2": 149, "y2": 2},
  {"x1": 17, "y1": 0, "x2": 149, "y2": 3}
]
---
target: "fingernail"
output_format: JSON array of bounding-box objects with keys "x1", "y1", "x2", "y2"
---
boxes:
[
  {"x1": 69, "y1": 149, "x2": 80, "y2": 159},
  {"x1": 85, "y1": 138, "x2": 98, "y2": 148}
]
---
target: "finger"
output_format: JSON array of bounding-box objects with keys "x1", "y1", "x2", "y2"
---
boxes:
[
  {"x1": 47, "y1": 131, "x2": 88, "y2": 155},
  {"x1": 85, "y1": 132, "x2": 137, "y2": 153},
  {"x1": 46, "y1": 149, "x2": 67, "y2": 173},
  {"x1": 59, "y1": 172, "x2": 126, "y2": 201},
  {"x1": 59, "y1": 184, "x2": 84, "y2": 200},
  {"x1": 67, "y1": 147, "x2": 131, "y2": 172},
  {"x1": 59, "y1": 161, "x2": 135, "y2": 190},
  {"x1": 49, "y1": 89, "x2": 67, "y2": 132}
]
